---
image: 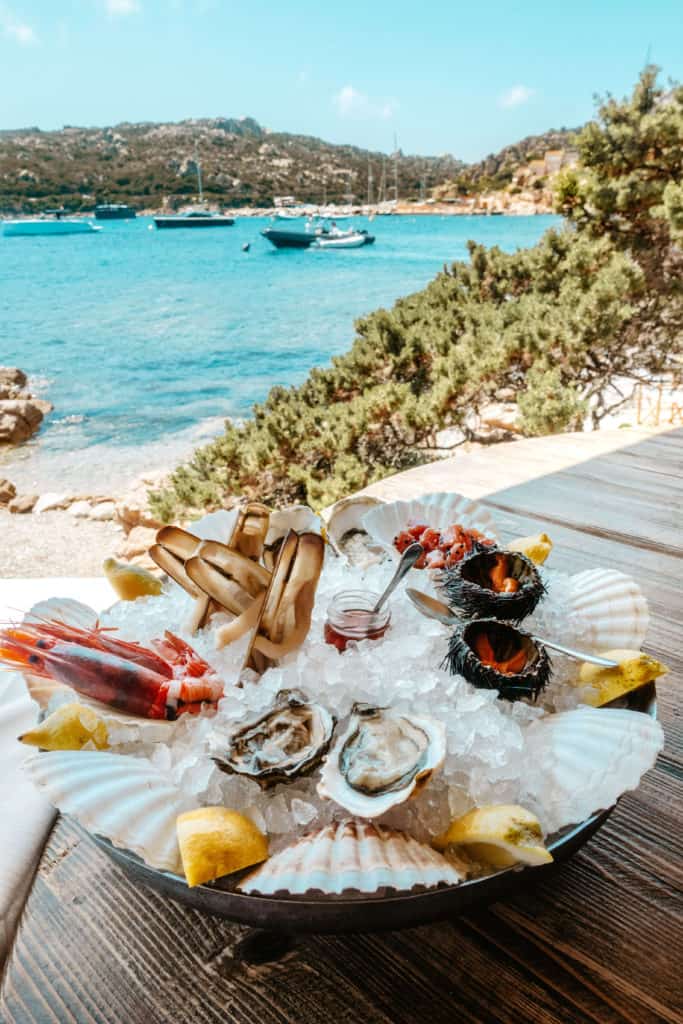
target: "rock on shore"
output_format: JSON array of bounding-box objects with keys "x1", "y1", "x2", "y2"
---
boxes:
[{"x1": 0, "y1": 366, "x2": 53, "y2": 445}]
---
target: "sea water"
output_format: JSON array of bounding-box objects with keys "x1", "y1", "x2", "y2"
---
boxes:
[{"x1": 0, "y1": 214, "x2": 559, "y2": 492}]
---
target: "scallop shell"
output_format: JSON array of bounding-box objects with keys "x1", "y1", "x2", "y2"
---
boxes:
[
  {"x1": 567, "y1": 569, "x2": 649, "y2": 651},
  {"x1": 520, "y1": 706, "x2": 663, "y2": 833},
  {"x1": 362, "y1": 491, "x2": 499, "y2": 557},
  {"x1": 25, "y1": 596, "x2": 99, "y2": 629},
  {"x1": 188, "y1": 508, "x2": 240, "y2": 544},
  {"x1": 24, "y1": 750, "x2": 195, "y2": 872},
  {"x1": 239, "y1": 819, "x2": 463, "y2": 895}
]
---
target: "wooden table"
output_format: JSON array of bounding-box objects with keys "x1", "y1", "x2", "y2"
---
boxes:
[{"x1": 2, "y1": 429, "x2": 681, "y2": 1024}]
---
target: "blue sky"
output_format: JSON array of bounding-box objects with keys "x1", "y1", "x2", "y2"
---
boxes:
[{"x1": 1, "y1": 1, "x2": 681, "y2": 161}]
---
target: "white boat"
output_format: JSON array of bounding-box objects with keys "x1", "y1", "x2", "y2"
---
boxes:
[
  {"x1": 313, "y1": 231, "x2": 372, "y2": 249},
  {"x1": 3, "y1": 218, "x2": 101, "y2": 237}
]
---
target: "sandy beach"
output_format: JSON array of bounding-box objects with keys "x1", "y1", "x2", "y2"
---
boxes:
[{"x1": 0, "y1": 510, "x2": 122, "y2": 577}]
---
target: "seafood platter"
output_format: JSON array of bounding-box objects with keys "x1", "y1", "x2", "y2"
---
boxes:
[{"x1": 3, "y1": 492, "x2": 668, "y2": 933}]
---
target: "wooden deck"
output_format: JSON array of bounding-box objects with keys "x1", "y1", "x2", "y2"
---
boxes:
[{"x1": 2, "y1": 428, "x2": 681, "y2": 1024}]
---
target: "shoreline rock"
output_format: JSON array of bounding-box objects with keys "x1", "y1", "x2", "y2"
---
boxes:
[{"x1": 0, "y1": 366, "x2": 53, "y2": 446}]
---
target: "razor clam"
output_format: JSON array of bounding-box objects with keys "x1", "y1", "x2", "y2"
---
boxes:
[
  {"x1": 317, "y1": 704, "x2": 446, "y2": 817},
  {"x1": 213, "y1": 689, "x2": 335, "y2": 787}
]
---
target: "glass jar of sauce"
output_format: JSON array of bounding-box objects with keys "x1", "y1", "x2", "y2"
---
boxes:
[{"x1": 324, "y1": 590, "x2": 391, "y2": 652}]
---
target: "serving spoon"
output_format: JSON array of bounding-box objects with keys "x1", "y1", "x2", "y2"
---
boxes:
[
  {"x1": 406, "y1": 587, "x2": 618, "y2": 668},
  {"x1": 372, "y1": 543, "x2": 424, "y2": 613}
]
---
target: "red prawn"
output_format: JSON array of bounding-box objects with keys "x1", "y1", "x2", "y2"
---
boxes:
[{"x1": 0, "y1": 621, "x2": 223, "y2": 720}]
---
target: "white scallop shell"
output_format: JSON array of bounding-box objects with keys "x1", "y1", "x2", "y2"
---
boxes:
[
  {"x1": 24, "y1": 750, "x2": 195, "y2": 872},
  {"x1": 520, "y1": 706, "x2": 663, "y2": 834},
  {"x1": 362, "y1": 491, "x2": 499, "y2": 557},
  {"x1": 567, "y1": 568, "x2": 649, "y2": 651},
  {"x1": 25, "y1": 596, "x2": 99, "y2": 629},
  {"x1": 265, "y1": 505, "x2": 322, "y2": 546},
  {"x1": 239, "y1": 819, "x2": 463, "y2": 895},
  {"x1": 188, "y1": 508, "x2": 240, "y2": 544}
]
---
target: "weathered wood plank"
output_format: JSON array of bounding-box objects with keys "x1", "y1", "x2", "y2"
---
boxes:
[{"x1": 2, "y1": 429, "x2": 681, "y2": 1024}]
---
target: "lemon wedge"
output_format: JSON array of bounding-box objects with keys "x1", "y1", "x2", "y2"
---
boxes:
[
  {"x1": 176, "y1": 807, "x2": 268, "y2": 887},
  {"x1": 103, "y1": 557, "x2": 163, "y2": 600},
  {"x1": 507, "y1": 532, "x2": 553, "y2": 565},
  {"x1": 433, "y1": 804, "x2": 553, "y2": 868},
  {"x1": 578, "y1": 649, "x2": 668, "y2": 707},
  {"x1": 19, "y1": 703, "x2": 109, "y2": 751}
]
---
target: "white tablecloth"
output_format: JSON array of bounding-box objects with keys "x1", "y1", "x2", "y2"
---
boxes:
[{"x1": 0, "y1": 578, "x2": 113, "y2": 964}]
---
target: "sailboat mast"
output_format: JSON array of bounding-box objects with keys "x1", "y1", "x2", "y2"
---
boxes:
[
  {"x1": 393, "y1": 133, "x2": 399, "y2": 202},
  {"x1": 194, "y1": 144, "x2": 204, "y2": 204},
  {"x1": 367, "y1": 159, "x2": 373, "y2": 206}
]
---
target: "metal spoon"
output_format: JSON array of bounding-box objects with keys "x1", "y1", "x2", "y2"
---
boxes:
[
  {"x1": 406, "y1": 588, "x2": 618, "y2": 668},
  {"x1": 372, "y1": 543, "x2": 424, "y2": 613}
]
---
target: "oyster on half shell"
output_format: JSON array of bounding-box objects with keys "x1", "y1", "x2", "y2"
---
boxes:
[
  {"x1": 317, "y1": 704, "x2": 446, "y2": 817},
  {"x1": 212, "y1": 689, "x2": 335, "y2": 788}
]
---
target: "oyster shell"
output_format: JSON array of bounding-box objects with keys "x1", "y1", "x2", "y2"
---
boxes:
[
  {"x1": 323, "y1": 495, "x2": 385, "y2": 566},
  {"x1": 444, "y1": 619, "x2": 550, "y2": 701},
  {"x1": 239, "y1": 819, "x2": 464, "y2": 895},
  {"x1": 443, "y1": 547, "x2": 545, "y2": 622},
  {"x1": 212, "y1": 689, "x2": 335, "y2": 787},
  {"x1": 317, "y1": 704, "x2": 446, "y2": 817}
]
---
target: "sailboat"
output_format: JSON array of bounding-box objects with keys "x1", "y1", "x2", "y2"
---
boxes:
[{"x1": 154, "y1": 148, "x2": 234, "y2": 229}]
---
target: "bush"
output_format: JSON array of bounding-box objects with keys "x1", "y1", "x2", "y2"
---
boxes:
[{"x1": 152, "y1": 69, "x2": 683, "y2": 520}]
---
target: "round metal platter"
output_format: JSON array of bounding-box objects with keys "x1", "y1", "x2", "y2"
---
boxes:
[{"x1": 91, "y1": 683, "x2": 657, "y2": 934}]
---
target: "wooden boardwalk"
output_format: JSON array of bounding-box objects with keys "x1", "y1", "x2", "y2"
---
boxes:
[{"x1": 2, "y1": 427, "x2": 681, "y2": 1024}]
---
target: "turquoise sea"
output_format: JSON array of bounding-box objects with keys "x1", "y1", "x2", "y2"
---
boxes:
[{"x1": 0, "y1": 214, "x2": 559, "y2": 491}]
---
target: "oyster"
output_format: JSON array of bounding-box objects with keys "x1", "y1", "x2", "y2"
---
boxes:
[
  {"x1": 443, "y1": 546, "x2": 545, "y2": 622},
  {"x1": 213, "y1": 690, "x2": 335, "y2": 787},
  {"x1": 444, "y1": 619, "x2": 550, "y2": 701},
  {"x1": 323, "y1": 495, "x2": 385, "y2": 566},
  {"x1": 317, "y1": 704, "x2": 446, "y2": 817}
]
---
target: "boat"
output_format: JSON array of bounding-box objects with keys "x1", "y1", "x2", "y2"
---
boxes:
[
  {"x1": 313, "y1": 232, "x2": 374, "y2": 249},
  {"x1": 154, "y1": 148, "x2": 234, "y2": 229},
  {"x1": 2, "y1": 210, "x2": 101, "y2": 237},
  {"x1": 154, "y1": 210, "x2": 235, "y2": 229},
  {"x1": 94, "y1": 203, "x2": 136, "y2": 220},
  {"x1": 262, "y1": 222, "x2": 375, "y2": 249}
]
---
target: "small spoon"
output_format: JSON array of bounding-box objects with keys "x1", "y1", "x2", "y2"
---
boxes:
[
  {"x1": 406, "y1": 588, "x2": 618, "y2": 668},
  {"x1": 372, "y1": 543, "x2": 424, "y2": 613}
]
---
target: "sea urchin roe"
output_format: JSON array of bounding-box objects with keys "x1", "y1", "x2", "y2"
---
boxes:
[
  {"x1": 473, "y1": 633, "x2": 528, "y2": 675},
  {"x1": 487, "y1": 553, "x2": 520, "y2": 593},
  {"x1": 393, "y1": 521, "x2": 494, "y2": 569}
]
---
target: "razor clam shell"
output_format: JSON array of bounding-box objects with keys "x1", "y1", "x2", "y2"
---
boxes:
[
  {"x1": 23, "y1": 750, "x2": 195, "y2": 872},
  {"x1": 362, "y1": 491, "x2": 499, "y2": 557},
  {"x1": 317, "y1": 708, "x2": 446, "y2": 818},
  {"x1": 567, "y1": 568, "x2": 649, "y2": 651},
  {"x1": 519, "y1": 706, "x2": 664, "y2": 834},
  {"x1": 239, "y1": 819, "x2": 464, "y2": 895}
]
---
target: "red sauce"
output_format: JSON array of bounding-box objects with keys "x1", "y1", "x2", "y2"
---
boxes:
[{"x1": 324, "y1": 611, "x2": 390, "y2": 652}]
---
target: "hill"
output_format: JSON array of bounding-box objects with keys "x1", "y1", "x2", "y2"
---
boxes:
[
  {"x1": 0, "y1": 117, "x2": 464, "y2": 213},
  {"x1": 434, "y1": 128, "x2": 578, "y2": 197}
]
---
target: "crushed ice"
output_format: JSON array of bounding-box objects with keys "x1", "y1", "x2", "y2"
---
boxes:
[{"x1": 44, "y1": 554, "x2": 659, "y2": 849}]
